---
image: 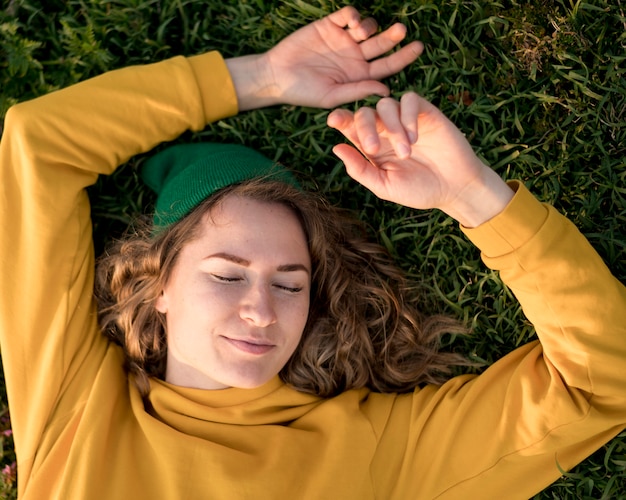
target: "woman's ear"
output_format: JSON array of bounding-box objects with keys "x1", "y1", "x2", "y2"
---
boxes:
[{"x1": 155, "y1": 291, "x2": 168, "y2": 314}]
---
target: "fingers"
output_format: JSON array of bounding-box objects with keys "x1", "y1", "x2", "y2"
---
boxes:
[
  {"x1": 359, "y1": 23, "x2": 407, "y2": 60},
  {"x1": 328, "y1": 105, "x2": 405, "y2": 199},
  {"x1": 354, "y1": 107, "x2": 381, "y2": 155},
  {"x1": 327, "y1": 6, "x2": 377, "y2": 42},
  {"x1": 327, "y1": 7, "x2": 418, "y2": 63},
  {"x1": 346, "y1": 97, "x2": 413, "y2": 160},
  {"x1": 327, "y1": 107, "x2": 383, "y2": 159},
  {"x1": 347, "y1": 17, "x2": 378, "y2": 42},
  {"x1": 328, "y1": 93, "x2": 422, "y2": 160},
  {"x1": 327, "y1": 109, "x2": 362, "y2": 151},
  {"x1": 331, "y1": 143, "x2": 382, "y2": 189},
  {"x1": 368, "y1": 41, "x2": 423, "y2": 80},
  {"x1": 321, "y1": 81, "x2": 390, "y2": 109},
  {"x1": 400, "y1": 92, "x2": 420, "y2": 144},
  {"x1": 375, "y1": 98, "x2": 412, "y2": 159},
  {"x1": 326, "y1": 6, "x2": 361, "y2": 28}
]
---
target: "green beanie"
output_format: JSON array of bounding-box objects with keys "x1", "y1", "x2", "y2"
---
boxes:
[{"x1": 141, "y1": 143, "x2": 300, "y2": 229}]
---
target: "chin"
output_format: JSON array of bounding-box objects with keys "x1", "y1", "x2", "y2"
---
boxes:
[{"x1": 225, "y1": 371, "x2": 276, "y2": 390}]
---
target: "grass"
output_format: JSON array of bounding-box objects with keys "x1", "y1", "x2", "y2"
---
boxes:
[{"x1": 1, "y1": 0, "x2": 625, "y2": 498}]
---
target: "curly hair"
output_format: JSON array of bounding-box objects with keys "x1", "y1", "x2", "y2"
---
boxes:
[{"x1": 95, "y1": 179, "x2": 468, "y2": 399}]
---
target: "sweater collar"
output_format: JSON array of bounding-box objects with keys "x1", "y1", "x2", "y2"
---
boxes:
[{"x1": 147, "y1": 376, "x2": 324, "y2": 432}]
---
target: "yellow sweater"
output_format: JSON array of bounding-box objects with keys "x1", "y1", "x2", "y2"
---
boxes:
[{"x1": 1, "y1": 52, "x2": 625, "y2": 500}]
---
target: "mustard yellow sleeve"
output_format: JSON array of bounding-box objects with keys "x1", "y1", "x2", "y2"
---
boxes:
[
  {"x1": 369, "y1": 181, "x2": 626, "y2": 499},
  {"x1": 0, "y1": 52, "x2": 238, "y2": 471},
  {"x1": 464, "y1": 181, "x2": 626, "y2": 401}
]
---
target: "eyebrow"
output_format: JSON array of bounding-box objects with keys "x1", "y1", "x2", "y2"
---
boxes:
[{"x1": 204, "y1": 253, "x2": 310, "y2": 274}]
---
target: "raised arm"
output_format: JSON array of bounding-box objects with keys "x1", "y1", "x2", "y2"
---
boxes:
[
  {"x1": 329, "y1": 93, "x2": 626, "y2": 497},
  {"x1": 0, "y1": 51, "x2": 239, "y2": 487}
]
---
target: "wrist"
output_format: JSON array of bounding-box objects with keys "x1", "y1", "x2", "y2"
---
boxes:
[
  {"x1": 444, "y1": 166, "x2": 515, "y2": 228},
  {"x1": 225, "y1": 54, "x2": 280, "y2": 111}
]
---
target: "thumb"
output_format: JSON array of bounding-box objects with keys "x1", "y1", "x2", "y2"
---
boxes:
[{"x1": 322, "y1": 81, "x2": 389, "y2": 108}]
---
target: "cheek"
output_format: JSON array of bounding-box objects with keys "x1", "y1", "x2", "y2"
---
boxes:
[
  {"x1": 289, "y1": 297, "x2": 311, "y2": 339},
  {"x1": 299, "y1": 300, "x2": 311, "y2": 326}
]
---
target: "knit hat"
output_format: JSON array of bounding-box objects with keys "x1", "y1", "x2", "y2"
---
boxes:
[{"x1": 141, "y1": 143, "x2": 300, "y2": 230}]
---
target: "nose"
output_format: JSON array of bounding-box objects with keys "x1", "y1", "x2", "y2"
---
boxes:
[{"x1": 239, "y1": 284, "x2": 277, "y2": 327}]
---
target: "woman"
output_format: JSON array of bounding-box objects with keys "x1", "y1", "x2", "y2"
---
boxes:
[{"x1": 1, "y1": 7, "x2": 625, "y2": 499}]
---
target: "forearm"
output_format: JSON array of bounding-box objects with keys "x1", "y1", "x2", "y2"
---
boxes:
[{"x1": 463, "y1": 182, "x2": 626, "y2": 400}]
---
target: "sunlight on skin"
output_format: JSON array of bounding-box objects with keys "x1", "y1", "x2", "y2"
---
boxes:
[{"x1": 156, "y1": 196, "x2": 311, "y2": 390}]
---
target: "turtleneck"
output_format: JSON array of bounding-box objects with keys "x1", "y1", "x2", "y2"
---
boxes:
[{"x1": 147, "y1": 376, "x2": 325, "y2": 435}]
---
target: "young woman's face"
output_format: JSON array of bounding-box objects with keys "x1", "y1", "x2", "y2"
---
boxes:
[{"x1": 156, "y1": 195, "x2": 311, "y2": 390}]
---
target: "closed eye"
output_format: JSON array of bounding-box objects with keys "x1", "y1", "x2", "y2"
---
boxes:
[
  {"x1": 274, "y1": 284, "x2": 303, "y2": 293},
  {"x1": 211, "y1": 274, "x2": 241, "y2": 283}
]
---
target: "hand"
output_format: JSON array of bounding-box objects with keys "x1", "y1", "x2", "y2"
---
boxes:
[
  {"x1": 226, "y1": 7, "x2": 422, "y2": 110},
  {"x1": 327, "y1": 92, "x2": 514, "y2": 227}
]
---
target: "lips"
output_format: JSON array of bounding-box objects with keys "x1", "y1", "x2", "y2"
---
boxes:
[{"x1": 222, "y1": 336, "x2": 275, "y2": 355}]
